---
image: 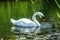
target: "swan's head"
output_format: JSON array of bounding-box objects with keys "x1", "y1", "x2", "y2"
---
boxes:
[
  {"x1": 34, "y1": 12, "x2": 44, "y2": 19},
  {"x1": 33, "y1": 12, "x2": 45, "y2": 22}
]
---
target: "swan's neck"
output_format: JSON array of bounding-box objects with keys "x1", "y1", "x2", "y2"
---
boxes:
[
  {"x1": 32, "y1": 14, "x2": 40, "y2": 26},
  {"x1": 32, "y1": 12, "x2": 44, "y2": 26}
]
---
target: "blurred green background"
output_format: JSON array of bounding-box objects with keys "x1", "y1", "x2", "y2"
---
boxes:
[{"x1": 0, "y1": 0, "x2": 60, "y2": 40}]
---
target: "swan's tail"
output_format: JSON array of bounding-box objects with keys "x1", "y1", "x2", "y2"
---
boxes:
[{"x1": 10, "y1": 18, "x2": 16, "y2": 24}]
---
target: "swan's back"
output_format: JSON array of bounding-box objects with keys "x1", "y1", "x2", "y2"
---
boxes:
[{"x1": 14, "y1": 18, "x2": 36, "y2": 27}]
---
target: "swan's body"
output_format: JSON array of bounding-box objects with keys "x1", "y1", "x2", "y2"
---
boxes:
[
  {"x1": 12, "y1": 18, "x2": 36, "y2": 27},
  {"x1": 10, "y1": 12, "x2": 44, "y2": 33}
]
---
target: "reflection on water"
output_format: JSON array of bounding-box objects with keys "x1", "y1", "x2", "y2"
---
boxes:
[
  {"x1": 8, "y1": 22, "x2": 60, "y2": 40},
  {"x1": 41, "y1": 22, "x2": 52, "y2": 31},
  {"x1": 41, "y1": 22, "x2": 52, "y2": 29}
]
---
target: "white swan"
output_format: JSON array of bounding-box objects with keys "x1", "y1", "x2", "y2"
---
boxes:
[{"x1": 10, "y1": 12, "x2": 44, "y2": 33}]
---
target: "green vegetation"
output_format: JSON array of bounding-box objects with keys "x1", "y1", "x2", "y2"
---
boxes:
[{"x1": 0, "y1": 0, "x2": 60, "y2": 40}]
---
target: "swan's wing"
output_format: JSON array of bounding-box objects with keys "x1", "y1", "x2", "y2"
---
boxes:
[{"x1": 14, "y1": 18, "x2": 36, "y2": 27}]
